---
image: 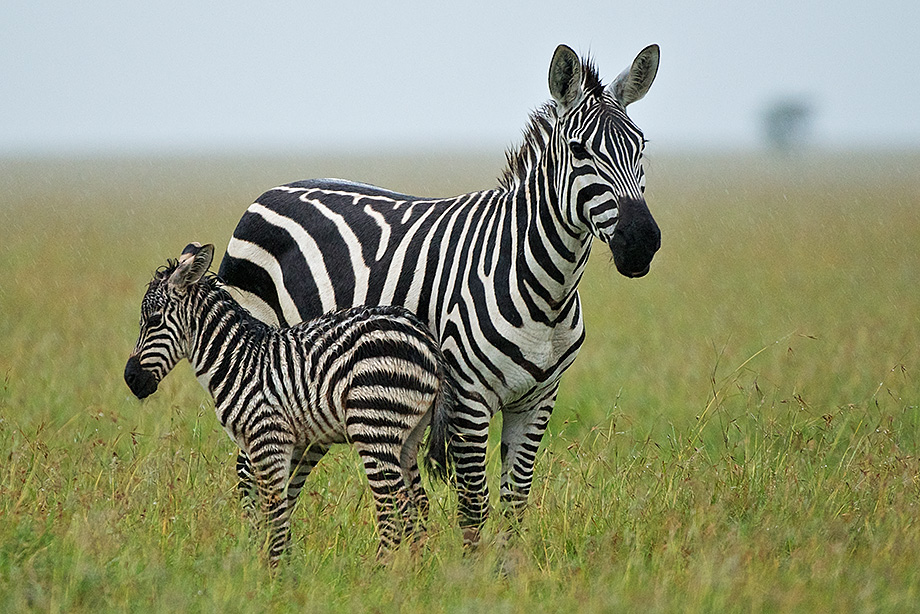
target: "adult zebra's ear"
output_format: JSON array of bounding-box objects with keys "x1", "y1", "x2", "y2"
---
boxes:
[
  {"x1": 169, "y1": 242, "x2": 215, "y2": 292},
  {"x1": 549, "y1": 44, "x2": 585, "y2": 115},
  {"x1": 610, "y1": 44, "x2": 660, "y2": 107}
]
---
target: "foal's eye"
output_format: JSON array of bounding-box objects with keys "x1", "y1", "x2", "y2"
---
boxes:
[
  {"x1": 569, "y1": 141, "x2": 588, "y2": 157},
  {"x1": 146, "y1": 313, "x2": 163, "y2": 327}
]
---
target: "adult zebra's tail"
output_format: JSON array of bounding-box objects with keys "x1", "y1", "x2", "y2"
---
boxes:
[{"x1": 424, "y1": 370, "x2": 456, "y2": 483}]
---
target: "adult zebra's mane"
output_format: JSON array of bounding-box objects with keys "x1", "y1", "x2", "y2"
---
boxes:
[
  {"x1": 498, "y1": 102, "x2": 556, "y2": 191},
  {"x1": 498, "y1": 56, "x2": 604, "y2": 191}
]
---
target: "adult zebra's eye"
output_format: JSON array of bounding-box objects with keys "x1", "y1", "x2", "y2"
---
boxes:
[
  {"x1": 569, "y1": 141, "x2": 588, "y2": 157},
  {"x1": 146, "y1": 313, "x2": 163, "y2": 328}
]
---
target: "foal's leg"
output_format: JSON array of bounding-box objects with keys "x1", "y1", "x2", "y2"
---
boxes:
[
  {"x1": 353, "y1": 441, "x2": 411, "y2": 559},
  {"x1": 286, "y1": 444, "x2": 328, "y2": 513},
  {"x1": 400, "y1": 412, "x2": 431, "y2": 541},
  {"x1": 238, "y1": 441, "x2": 326, "y2": 516},
  {"x1": 236, "y1": 449, "x2": 257, "y2": 514},
  {"x1": 248, "y1": 424, "x2": 297, "y2": 566}
]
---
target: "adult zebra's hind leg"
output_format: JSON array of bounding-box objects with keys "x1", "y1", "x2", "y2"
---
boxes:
[{"x1": 449, "y1": 394, "x2": 492, "y2": 548}]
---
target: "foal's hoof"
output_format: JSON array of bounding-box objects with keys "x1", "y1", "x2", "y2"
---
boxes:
[
  {"x1": 375, "y1": 551, "x2": 395, "y2": 567},
  {"x1": 462, "y1": 528, "x2": 482, "y2": 550}
]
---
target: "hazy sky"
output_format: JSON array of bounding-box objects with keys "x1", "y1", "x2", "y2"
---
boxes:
[{"x1": 2, "y1": 1, "x2": 918, "y2": 154}]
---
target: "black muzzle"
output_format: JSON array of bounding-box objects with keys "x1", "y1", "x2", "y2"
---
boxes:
[
  {"x1": 608, "y1": 197, "x2": 660, "y2": 278},
  {"x1": 124, "y1": 355, "x2": 159, "y2": 399}
]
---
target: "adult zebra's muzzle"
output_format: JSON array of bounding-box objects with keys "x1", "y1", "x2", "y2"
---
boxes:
[
  {"x1": 608, "y1": 197, "x2": 660, "y2": 278},
  {"x1": 124, "y1": 355, "x2": 159, "y2": 399}
]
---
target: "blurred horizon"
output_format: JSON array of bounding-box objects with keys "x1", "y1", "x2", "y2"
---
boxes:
[
  {"x1": 3, "y1": 2, "x2": 919, "y2": 157},
  {"x1": 4, "y1": 149, "x2": 917, "y2": 215}
]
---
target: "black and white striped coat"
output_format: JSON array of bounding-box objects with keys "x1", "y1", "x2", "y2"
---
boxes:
[
  {"x1": 218, "y1": 45, "x2": 661, "y2": 545},
  {"x1": 125, "y1": 243, "x2": 454, "y2": 564}
]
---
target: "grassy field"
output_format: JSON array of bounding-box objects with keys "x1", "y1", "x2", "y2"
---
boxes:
[{"x1": 1, "y1": 150, "x2": 919, "y2": 612}]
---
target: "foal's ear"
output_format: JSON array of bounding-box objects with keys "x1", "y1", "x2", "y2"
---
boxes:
[
  {"x1": 610, "y1": 44, "x2": 659, "y2": 107},
  {"x1": 168, "y1": 243, "x2": 214, "y2": 291},
  {"x1": 549, "y1": 44, "x2": 585, "y2": 115}
]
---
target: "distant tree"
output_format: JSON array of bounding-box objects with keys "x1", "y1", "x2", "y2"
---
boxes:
[{"x1": 762, "y1": 99, "x2": 814, "y2": 152}]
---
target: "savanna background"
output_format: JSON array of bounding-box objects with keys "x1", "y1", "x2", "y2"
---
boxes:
[
  {"x1": 3, "y1": 1, "x2": 920, "y2": 612},
  {"x1": 2, "y1": 149, "x2": 918, "y2": 612}
]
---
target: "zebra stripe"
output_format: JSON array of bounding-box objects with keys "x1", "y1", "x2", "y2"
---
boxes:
[
  {"x1": 125, "y1": 243, "x2": 454, "y2": 564},
  {"x1": 219, "y1": 45, "x2": 661, "y2": 546}
]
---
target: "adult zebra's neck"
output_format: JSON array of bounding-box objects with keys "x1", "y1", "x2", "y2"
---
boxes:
[{"x1": 493, "y1": 103, "x2": 594, "y2": 322}]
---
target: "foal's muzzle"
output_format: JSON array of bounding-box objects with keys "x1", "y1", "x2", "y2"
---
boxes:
[{"x1": 124, "y1": 355, "x2": 159, "y2": 399}]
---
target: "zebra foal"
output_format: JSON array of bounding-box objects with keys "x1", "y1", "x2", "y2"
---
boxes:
[{"x1": 124, "y1": 242, "x2": 454, "y2": 564}]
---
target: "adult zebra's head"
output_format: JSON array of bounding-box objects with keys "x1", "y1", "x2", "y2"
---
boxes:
[
  {"x1": 124, "y1": 243, "x2": 214, "y2": 399},
  {"x1": 549, "y1": 44, "x2": 661, "y2": 278}
]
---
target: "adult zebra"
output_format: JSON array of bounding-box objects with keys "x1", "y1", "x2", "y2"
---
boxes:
[{"x1": 219, "y1": 44, "x2": 661, "y2": 546}]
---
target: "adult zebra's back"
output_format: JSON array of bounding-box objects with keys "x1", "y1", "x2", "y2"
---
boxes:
[{"x1": 219, "y1": 44, "x2": 661, "y2": 546}]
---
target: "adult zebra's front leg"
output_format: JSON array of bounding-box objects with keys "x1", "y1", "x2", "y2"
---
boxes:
[{"x1": 499, "y1": 385, "x2": 558, "y2": 522}]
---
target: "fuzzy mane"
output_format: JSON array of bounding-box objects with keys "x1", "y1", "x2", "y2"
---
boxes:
[
  {"x1": 498, "y1": 56, "x2": 604, "y2": 191},
  {"x1": 148, "y1": 259, "x2": 178, "y2": 292},
  {"x1": 498, "y1": 102, "x2": 556, "y2": 191},
  {"x1": 149, "y1": 261, "x2": 235, "y2": 305}
]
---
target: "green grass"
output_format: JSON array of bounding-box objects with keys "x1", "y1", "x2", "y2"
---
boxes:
[{"x1": 1, "y1": 151, "x2": 919, "y2": 612}]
